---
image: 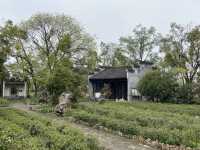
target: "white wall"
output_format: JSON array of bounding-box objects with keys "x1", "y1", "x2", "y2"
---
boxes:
[
  {"x1": 4, "y1": 87, "x2": 10, "y2": 97},
  {"x1": 127, "y1": 65, "x2": 152, "y2": 101}
]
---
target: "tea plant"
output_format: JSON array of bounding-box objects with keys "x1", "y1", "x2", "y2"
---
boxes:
[
  {"x1": 68, "y1": 102, "x2": 200, "y2": 148},
  {"x1": 0, "y1": 108, "x2": 102, "y2": 150}
]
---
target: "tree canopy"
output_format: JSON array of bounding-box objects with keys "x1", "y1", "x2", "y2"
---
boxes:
[
  {"x1": 120, "y1": 24, "x2": 159, "y2": 65},
  {"x1": 1, "y1": 13, "x2": 97, "y2": 102}
]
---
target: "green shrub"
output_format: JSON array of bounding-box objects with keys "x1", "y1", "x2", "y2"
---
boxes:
[
  {"x1": 137, "y1": 70, "x2": 178, "y2": 102},
  {"x1": 39, "y1": 104, "x2": 54, "y2": 113},
  {"x1": 0, "y1": 98, "x2": 9, "y2": 106}
]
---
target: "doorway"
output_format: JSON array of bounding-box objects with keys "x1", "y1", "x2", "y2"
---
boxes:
[{"x1": 11, "y1": 87, "x2": 18, "y2": 96}]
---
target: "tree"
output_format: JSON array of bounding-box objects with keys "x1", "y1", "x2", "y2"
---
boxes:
[
  {"x1": 137, "y1": 70, "x2": 178, "y2": 102},
  {"x1": 0, "y1": 20, "x2": 39, "y2": 96},
  {"x1": 160, "y1": 23, "x2": 200, "y2": 84},
  {"x1": 160, "y1": 23, "x2": 200, "y2": 100},
  {"x1": 7, "y1": 13, "x2": 96, "y2": 97},
  {"x1": 99, "y1": 42, "x2": 130, "y2": 67},
  {"x1": 0, "y1": 52, "x2": 7, "y2": 80},
  {"x1": 21, "y1": 13, "x2": 96, "y2": 72},
  {"x1": 0, "y1": 20, "x2": 27, "y2": 80},
  {"x1": 120, "y1": 24, "x2": 159, "y2": 65},
  {"x1": 47, "y1": 58, "x2": 85, "y2": 104}
]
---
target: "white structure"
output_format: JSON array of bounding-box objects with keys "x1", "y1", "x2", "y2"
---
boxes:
[{"x1": 2, "y1": 79, "x2": 27, "y2": 99}]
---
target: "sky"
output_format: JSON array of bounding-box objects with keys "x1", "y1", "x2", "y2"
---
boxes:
[{"x1": 0, "y1": 0, "x2": 200, "y2": 43}]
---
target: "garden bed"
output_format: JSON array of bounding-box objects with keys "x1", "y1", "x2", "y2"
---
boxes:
[
  {"x1": 66, "y1": 101, "x2": 200, "y2": 149},
  {"x1": 0, "y1": 108, "x2": 102, "y2": 150}
]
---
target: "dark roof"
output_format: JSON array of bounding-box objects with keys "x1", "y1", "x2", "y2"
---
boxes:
[
  {"x1": 5, "y1": 81, "x2": 25, "y2": 86},
  {"x1": 4, "y1": 78, "x2": 25, "y2": 86},
  {"x1": 89, "y1": 68, "x2": 128, "y2": 80}
]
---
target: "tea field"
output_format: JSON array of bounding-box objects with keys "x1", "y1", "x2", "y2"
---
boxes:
[
  {"x1": 0, "y1": 108, "x2": 102, "y2": 150},
  {"x1": 67, "y1": 101, "x2": 200, "y2": 148}
]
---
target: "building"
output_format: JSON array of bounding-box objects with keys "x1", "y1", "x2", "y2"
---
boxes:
[
  {"x1": 0, "y1": 78, "x2": 27, "y2": 99},
  {"x1": 88, "y1": 63, "x2": 152, "y2": 101}
]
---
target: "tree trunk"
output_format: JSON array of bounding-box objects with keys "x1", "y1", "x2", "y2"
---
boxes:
[{"x1": 33, "y1": 80, "x2": 38, "y2": 97}]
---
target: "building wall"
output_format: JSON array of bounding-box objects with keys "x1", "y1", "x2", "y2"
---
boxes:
[
  {"x1": 127, "y1": 64, "x2": 152, "y2": 101},
  {"x1": 4, "y1": 86, "x2": 10, "y2": 97},
  {"x1": 3, "y1": 82, "x2": 27, "y2": 99}
]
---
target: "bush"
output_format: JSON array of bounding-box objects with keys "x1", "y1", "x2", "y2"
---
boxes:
[
  {"x1": 176, "y1": 83, "x2": 193, "y2": 103},
  {"x1": 137, "y1": 70, "x2": 178, "y2": 102},
  {"x1": 39, "y1": 104, "x2": 54, "y2": 113},
  {"x1": 0, "y1": 98, "x2": 9, "y2": 106}
]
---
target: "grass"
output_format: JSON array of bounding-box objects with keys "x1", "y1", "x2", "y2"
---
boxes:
[
  {"x1": 0, "y1": 108, "x2": 102, "y2": 150},
  {"x1": 66, "y1": 101, "x2": 200, "y2": 148}
]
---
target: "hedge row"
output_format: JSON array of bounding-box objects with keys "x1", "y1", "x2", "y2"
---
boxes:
[
  {"x1": 68, "y1": 102, "x2": 200, "y2": 148},
  {"x1": 0, "y1": 108, "x2": 102, "y2": 150}
]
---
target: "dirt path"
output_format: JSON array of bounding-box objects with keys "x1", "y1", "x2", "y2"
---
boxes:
[{"x1": 10, "y1": 103, "x2": 155, "y2": 150}]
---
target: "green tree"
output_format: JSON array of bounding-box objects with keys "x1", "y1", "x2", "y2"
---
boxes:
[
  {"x1": 0, "y1": 20, "x2": 28, "y2": 82},
  {"x1": 120, "y1": 24, "x2": 159, "y2": 65},
  {"x1": 137, "y1": 70, "x2": 178, "y2": 102},
  {"x1": 160, "y1": 23, "x2": 200, "y2": 85},
  {"x1": 0, "y1": 20, "x2": 39, "y2": 96},
  {"x1": 47, "y1": 58, "x2": 84, "y2": 104},
  {"x1": 6, "y1": 13, "x2": 96, "y2": 97},
  {"x1": 21, "y1": 13, "x2": 96, "y2": 73},
  {"x1": 99, "y1": 42, "x2": 129, "y2": 67},
  {"x1": 160, "y1": 23, "x2": 200, "y2": 101}
]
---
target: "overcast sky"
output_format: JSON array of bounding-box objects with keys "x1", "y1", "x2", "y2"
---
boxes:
[{"x1": 0, "y1": 0, "x2": 200, "y2": 42}]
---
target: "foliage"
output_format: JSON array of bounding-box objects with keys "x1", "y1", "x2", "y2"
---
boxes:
[
  {"x1": 0, "y1": 108, "x2": 102, "y2": 150},
  {"x1": 46, "y1": 58, "x2": 85, "y2": 104},
  {"x1": 0, "y1": 20, "x2": 24, "y2": 80},
  {"x1": 99, "y1": 42, "x2": 130, "y2": 67},
  {"x1": 67, "y1": 102, "x2": 200, "y2": 148},
  {"x1": 38, "y1": 104, "x2": 55, "y2": 113},
  {"x1": 3, "y1": 13, "x2": 97, "y2": 97},
  {"x1": 176, "y1": 83, "x2": 193, "y2": 103},
  {"x1": 0, "y1": 98, "x2": 9, "y2": 106},
  {"x1": 120, "y1": 24, "x2": 159, "y2": 64},
  {"x1": 160, "y1": 23, "x2": 200, "y2": 101},
  {"x1": 137, "y1": 70, "x2": 178, "y2": 102}
]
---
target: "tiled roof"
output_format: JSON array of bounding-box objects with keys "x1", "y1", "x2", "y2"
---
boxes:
[{"x1": 89, "y1": 68, "x2": 128, "y2": 80}]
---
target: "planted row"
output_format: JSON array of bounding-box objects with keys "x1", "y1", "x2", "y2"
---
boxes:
[
  {"x1": 68, "y1": 102, "x2": 200, "y2": 148},
  {"x1": 0, "y1": 108, "x2": 102, "y2": 150}
]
